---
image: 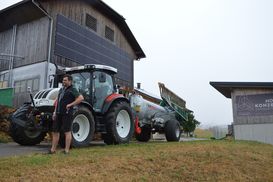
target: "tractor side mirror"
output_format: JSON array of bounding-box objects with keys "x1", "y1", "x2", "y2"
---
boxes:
[
  {"x1": 114, "y1": 84, "x2": 120, "y2": 89},
  {"x1": 27, "y1": 86, "x2": 36, "y2": 107},
  {"x1": 48, "y1": 74, "x2": 55, "y2": 88},
  {"x1": 114, "y1": 84, "x2": 120, "y2": 93},
  {"x1": 27, "y1": 86, "x2": 32, "y2": 94},
  {"x1": 99, "y1": 73, "x2": 106, "y2": 83}
]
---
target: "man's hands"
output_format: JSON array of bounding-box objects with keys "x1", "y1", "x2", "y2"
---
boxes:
[
  {"x1": 66, "y1": 103, "x2": 73, "y2": 110},
  {"x1": 66, "y1": 95, "x2": 84, "y2": 111}
]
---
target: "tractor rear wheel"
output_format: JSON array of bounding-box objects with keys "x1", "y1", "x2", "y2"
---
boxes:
[{"x1": 104, "y1": 101, "x2": 134, "y2": 144}]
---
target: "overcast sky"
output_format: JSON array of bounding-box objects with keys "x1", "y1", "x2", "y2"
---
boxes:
[{"x1": 1, "y1": 0, "x2": 273, "y2": 127}]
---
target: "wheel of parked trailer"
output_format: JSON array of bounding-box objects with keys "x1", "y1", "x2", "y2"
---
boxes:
[
  {"x1": 135, "y1": 126, "x2": 151, "y2": 142},
  {"x1": 104, "y1": 101, "x2": 134, "y2": 145},
  {"x1": 165, "y1": 120, "x2": 181, "y2": 142}
]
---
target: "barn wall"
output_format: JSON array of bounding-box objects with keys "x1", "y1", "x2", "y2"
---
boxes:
[
  {"x1": 54, "y1": 15, "x2": 133, "y2": 87},
  {"x1": 0, "y1": 29, "x2": 12, "y2": 71},
  {"x1": 40, "y1": 0, "x2": 136, "y2": 58},
  {"x1": 13, "y1": 16, "x2": 50, "y2": 68}
]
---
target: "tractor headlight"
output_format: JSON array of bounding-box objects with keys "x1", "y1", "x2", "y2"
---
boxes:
[{"x1": 39, "y1": 99, "x2": 49, "y2": 105}]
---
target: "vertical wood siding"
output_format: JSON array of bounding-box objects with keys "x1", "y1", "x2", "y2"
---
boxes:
[
  {"x1": 13, "y1": 17, "x2": 49, "y2": 68},
  {"x1": 0, "y1": 16, "x2": 49, "y2": 70},
  {"x1": 0, "y1": 30, "x2": 12, "y2": 71}
]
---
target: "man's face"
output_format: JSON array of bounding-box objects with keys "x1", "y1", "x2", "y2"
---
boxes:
[{"x1": 62, "y1": 77, "x2": 72, "y2": 87}]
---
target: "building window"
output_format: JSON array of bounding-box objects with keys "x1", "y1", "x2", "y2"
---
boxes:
[
  {"x1": 0, "y1": 72, "x2": 9, "y2": 89},
  {"x1": 20, "y1": 80, "x2": 26, "y2": 93},
  {"x1": 85, "y1": 14, "x2": 97, "y2": 32},
  {"x1": 14, "y1": 81, "x2": 20, "y2": 94},
  {"x1": 33, "y1": 78, "x2": 39, "y2": 91},
  {"x1": 14, "y1": 78, "x2": 39, "y2": 94},
  {"x1": 53, "y1": 55, "x2": 80, "y2": 68},
  {"x1": 105, "y1": 26, "x2": 114, "y2": 42}
]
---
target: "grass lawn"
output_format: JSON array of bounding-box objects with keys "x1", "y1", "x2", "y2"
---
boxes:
[
  {"x1": 0, "y1": 140, "x2": 272, "y2": 182},
  {"x1": 0, "y1": 132, "x2": 11, "y2": 143}
]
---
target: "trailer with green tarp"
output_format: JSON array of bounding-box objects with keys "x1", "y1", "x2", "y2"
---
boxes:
[{"x1": 0, "y1": 88, "x2": 13, "y2": 107}]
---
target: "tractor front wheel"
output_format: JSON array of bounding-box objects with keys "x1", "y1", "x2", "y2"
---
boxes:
[
  {"x1": 10, "y1": 103, "x2": 46, "y2": 145},
  {"x1": 59, "y1": 106, "x2": 95, "y2": 148}
]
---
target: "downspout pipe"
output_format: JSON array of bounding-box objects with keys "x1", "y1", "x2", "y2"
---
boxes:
[
  {"x1": 8, "y1": 24, "x2": 17, "y2": 88},
  {"x1": 32, "y1": 0, "x2": 53, "y2": 89}
]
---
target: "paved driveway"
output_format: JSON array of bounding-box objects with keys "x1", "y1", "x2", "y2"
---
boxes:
[
  {"x1": 0, "y1": 142, "x2": 50, "y2": 158},
  {"x1": 0, "y1": 141, "x2": 108, "y2": 158},
  {"x1": 0, "y1": 136, "x2": 207, "y2": 158}
]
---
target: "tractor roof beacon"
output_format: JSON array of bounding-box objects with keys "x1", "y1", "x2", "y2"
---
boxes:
[{"x1": 10, "y1": 64, "x2": 134, "y2": 147}]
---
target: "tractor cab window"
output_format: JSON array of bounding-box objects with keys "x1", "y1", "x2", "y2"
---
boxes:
[
  {"x1": 70, "y1": 72, "x2": 91, "y2": 101},
  {"x1": 93, "y1": 71, "x2": 114, "y2": 111}
]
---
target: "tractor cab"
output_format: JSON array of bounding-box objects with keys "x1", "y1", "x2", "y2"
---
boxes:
[{"x1": 57, "y1": 64, "x2": 117, "y2": 113}]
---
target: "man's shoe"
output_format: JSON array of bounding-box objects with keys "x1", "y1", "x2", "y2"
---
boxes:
[
  {"x1": 63, "y1": 151, "x2": 69, "y2": 155},
  {"x1": 48, "y1": 150, "x2": 56, "y2": 154}
]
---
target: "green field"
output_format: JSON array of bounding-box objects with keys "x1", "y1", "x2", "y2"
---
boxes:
[{"x1": 0, "y1": 140, "x2": 272, "y2": 181}]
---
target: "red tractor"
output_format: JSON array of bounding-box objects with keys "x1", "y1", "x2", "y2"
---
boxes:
[{"x1": 10, "y1": 64, "x2": 134, "y2": 147}]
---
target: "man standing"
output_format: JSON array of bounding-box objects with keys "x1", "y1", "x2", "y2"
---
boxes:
[{"x1": 49, "y1": 74, "x2": 84, "y2": 154}]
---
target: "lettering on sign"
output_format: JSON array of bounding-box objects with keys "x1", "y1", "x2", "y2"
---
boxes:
[{"x1": 236, "y1": 93, "x2": 273, "y2": 116}]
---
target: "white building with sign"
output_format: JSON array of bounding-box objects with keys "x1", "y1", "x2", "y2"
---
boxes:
[{"x1": 210, "y1": 82, "x2": 273, "y2": 145}]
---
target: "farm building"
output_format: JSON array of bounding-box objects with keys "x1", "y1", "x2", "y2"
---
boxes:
[
  {"x1": 210, "y1": 82, "x2": 273, "y2": 145},
  {"x1": 0, "y1": 0, "x2": 145, "y2": 107}
]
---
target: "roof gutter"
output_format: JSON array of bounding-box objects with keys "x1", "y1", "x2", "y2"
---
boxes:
[{"x1": 32, "y1": 0, "x2": 53, "y2": 89}]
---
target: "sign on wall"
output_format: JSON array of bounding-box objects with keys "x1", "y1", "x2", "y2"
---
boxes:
[{"x1": 236, "y1": 93, "x2": 273, "y2": 116}]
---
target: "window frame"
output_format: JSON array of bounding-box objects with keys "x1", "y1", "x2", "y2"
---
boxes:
[
  {"x1": 105, "y1": 25, "x2": 114, "y2": 42},
  {"x1": 85, "y1": 13, "x2": 97, "y2": 32}
]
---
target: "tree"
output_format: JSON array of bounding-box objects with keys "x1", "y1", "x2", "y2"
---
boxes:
[{"x1": 181, "y1": 112, "x2": 200, "y2": 136}]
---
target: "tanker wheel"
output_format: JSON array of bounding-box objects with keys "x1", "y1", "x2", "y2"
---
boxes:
[
  {"x1": 135, "y1": 126, "x2": 151, "y2": 142},
  {"x1": 104, "y1": 101, "x2": 134, "y2": 145},
  {"x1": 165, "y1": 120, "x2": 181, "y2": 142},
  {"x1": 10, "y1": 103, "x2": 46, "y2": 145},
  {"x1": 59, "y1": 106, "x2": 95, "y2": 148}
]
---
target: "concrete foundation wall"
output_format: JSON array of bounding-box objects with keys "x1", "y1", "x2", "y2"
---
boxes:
[{"x1": 234, "y1": 123, "x2": 273, "y2": 145}]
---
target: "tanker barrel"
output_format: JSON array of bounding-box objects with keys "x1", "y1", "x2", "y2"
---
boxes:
[{"x1": 130, "y1": 93, "x2": 167, "y2": 121}]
